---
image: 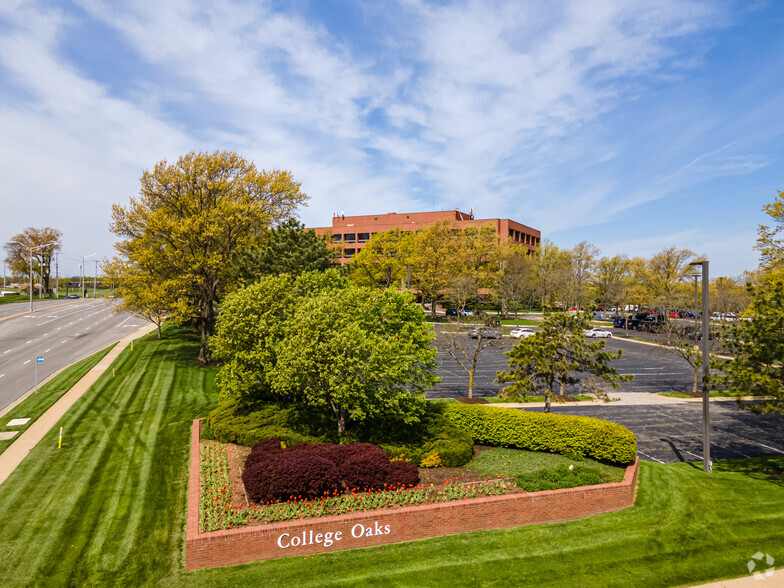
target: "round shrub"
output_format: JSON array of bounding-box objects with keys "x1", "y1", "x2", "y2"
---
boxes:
[
  {"x1": 386, "y1": 460, "x2": 419, "y2": 488},
  {"x1": 287, "y1": 442, "x2": 346, "y2": 465},
  {"x1": 243, "y1": 452, "x2": 341, "y2": 503},
  {"x1": 242, "y1": 453, "x2": 288, "y2": 503},
  {"x1": 338, "y1": 443, "x2": 389, "y2": 466},
  {"x1": 340, "y1": 452, "x2": 391, "y2": 491}
]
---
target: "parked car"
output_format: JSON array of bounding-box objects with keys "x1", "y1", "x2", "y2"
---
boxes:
[
  {"x1": 614, "y1": 317, "x2": 630, "y2": 328},
  {"x1": 637, "y1": 317, "x2": 666, "y2": 332},
  {"x1": 584, "y1": 327, "x2": 612, "y2": 338},
  {"x1": 510, "y1": 327, "x2": 536, "y2": 339},
  {"x1": 66, "y1": 294, "x2": 79, "y2": 299},
  {"x1": 470, "y1": 327, "x2": 502, "y2": 339},
  {"x1": 446, "y1": 308, "x2": 473, "y2": 316}
]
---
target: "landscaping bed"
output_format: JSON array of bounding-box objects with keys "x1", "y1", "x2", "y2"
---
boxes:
[{"x1": 188, "y1": 420, "x2": 639, "y2": 570}]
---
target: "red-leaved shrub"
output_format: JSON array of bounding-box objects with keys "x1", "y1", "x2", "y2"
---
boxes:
[
  {"x1": 242, "y1": 440, "x2": 422, "y2": 502},
  {"x1": 386, "y1": 460, "x2": 420, "y2": 488},
  {"x1": 340, "y1": 452, "x2": 391, "y2": 491}
]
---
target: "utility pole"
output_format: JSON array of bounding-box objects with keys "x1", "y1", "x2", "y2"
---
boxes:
[
  {"x1": 93, "y1": 259, "x2": 98, "y2": 298},
  {"x1": 689, "y1": 260, "x2": 711, "y2": 473},
  {"x1": 55, "y1": 253, "x2": 59, "y2": 299}
]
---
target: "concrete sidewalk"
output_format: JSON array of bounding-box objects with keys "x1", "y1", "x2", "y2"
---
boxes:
[
  {"x1": 488, "y1": 392, "x2": 757, "y2": 409},
  {"x1": 0, "y1": 324, "x2": 150, "y2": 487}
]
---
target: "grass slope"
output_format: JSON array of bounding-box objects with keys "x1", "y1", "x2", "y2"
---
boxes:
[
  {"x1": 0, "y1": 326, "x2": 781, "y2": 587},
  {"x1": 0, "y1": 344, "x2": 115, "y2": 455}
]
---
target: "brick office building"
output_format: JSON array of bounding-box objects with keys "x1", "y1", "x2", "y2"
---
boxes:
[{"x1": 311, "y1": 208, "x2": 541, "y2": 263}]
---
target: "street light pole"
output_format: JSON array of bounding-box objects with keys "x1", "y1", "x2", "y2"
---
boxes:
[
  {"x1": 689, "y1": 260, "x2": 711, "y2": 473},
  {"x1": 9, "y1": 241, "x2": 55, "y2": 311},
  {"x1": 93, "y1": 259, "x2": 98, "y2": 298}
]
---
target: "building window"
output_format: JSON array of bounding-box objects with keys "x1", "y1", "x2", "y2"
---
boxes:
[
  {"x1": 406, "y1": 215, "x2": 409, "y2": 219},
  {"x1": 344, "y1": 233, "x2": 356, "y2": 243},
  {"x1": 358, "y1": 233, "x2": 370, "y2": 243},
  {"x1": 374, "y1": 217, "x2": 378, "y2": 221},
  {"x1": 508, "y1": 229, "x2": 514, "y2": 238},
  {"x1": 332, "y1": 234, "x2": 342, "y2": 243},
  {"x1": 344, "y1": 248, "x2": 356, "y2": 257}
]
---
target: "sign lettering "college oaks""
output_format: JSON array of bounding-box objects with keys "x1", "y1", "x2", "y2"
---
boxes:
[{"x1": 277, "y1": 521, "x2": 391, "y2": 549}]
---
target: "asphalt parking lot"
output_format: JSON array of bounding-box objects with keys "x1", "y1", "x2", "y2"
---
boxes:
[
  {"x1": 430, "y1": 330, "x2": 784, "y2": 464},
  {"x1": 525, "y1": 402, "x2": 784, "y2": 464},
  {"x1": 430, "y1": 333, "x2": 697, "y2": 398}
]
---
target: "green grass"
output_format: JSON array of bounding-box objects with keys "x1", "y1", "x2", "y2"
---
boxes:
[
  {"x1": 466, "y1": 447, "x2": 626, "y2": 483},
  {"x1": 659, "y1": 392, "x2": 693, "y2": 399},
  {"x1": 427, "y1": 398, "x2": 457, "y2": 403},
  {"x1": 0, "y1": 325, "x2": 783, "y2": 586},
  {"x1": 498, "y1": 318, "x2": 540, "y2": 326},
  {"x1": 0, "y1": 293, "x2": 29, "y2": 305},
  {"x1": 0, "y1": 344, "x2": 115, "y2": 455}
]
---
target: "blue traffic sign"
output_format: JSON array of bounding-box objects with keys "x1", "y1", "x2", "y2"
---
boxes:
[{"x1": 36, "y1": 356, "x2": 43, "y2": 362}]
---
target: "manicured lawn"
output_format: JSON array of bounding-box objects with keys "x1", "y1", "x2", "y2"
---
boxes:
[
  {"x1": 0, "y1": 325, "x2": 782, "y2": 587},
  {"x1": 0, "y1": 293, "x2": 29, "y2": 305},
  {"x1": 0, "y1": 344, "x2": 115, "y2": 455},
  {"x1": 467, "y1": 447, "x2": 627, "y2": 483},
  {"x1": 659, "y1": 392, "x2": 693, "y2": 399},
  {"x1": 498, "y1": 318, "x2": 540, "y2": 326}
]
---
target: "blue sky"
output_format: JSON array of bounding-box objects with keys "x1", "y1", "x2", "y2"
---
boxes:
[{"x1": 1, "y1": 0, "x2": 782, "y2": 278}]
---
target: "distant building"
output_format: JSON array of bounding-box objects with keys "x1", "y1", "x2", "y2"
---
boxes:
[{"x1": 311, "y1": 208, "x2": 541, "y2": 263}]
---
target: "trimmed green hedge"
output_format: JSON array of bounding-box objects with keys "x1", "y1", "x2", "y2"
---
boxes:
[
  {"x1": 442, "y1": 404, "x2": 637, "y2": 465},
  {"x1": 207, "y1": 401, "x2": 324, "y2": 447},
  {"x1": 515, "y1": 464, "x2": 604, "y2": 492}
]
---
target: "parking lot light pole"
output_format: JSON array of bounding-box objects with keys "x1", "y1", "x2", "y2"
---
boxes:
[{"x1": 689, "y1": 260, "x2": 711, "y2": 472}]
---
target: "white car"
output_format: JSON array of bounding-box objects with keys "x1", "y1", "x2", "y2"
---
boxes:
[
  {"x1": 584, "y1": 328, "x2": 612, "y2": 338},
  {"x1": 510, "y1": 327, "x2": 536, "y2": 338}
]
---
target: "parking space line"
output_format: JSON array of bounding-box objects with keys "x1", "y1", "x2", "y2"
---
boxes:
[
  {"x1": 713, "y1": 426, "x2": 784, "y2": 455},
  {"x1": 636, "y1": 451, "x2": 664, "y2": 463}
]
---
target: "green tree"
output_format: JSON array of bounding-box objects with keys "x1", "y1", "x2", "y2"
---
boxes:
[
  {"x1": 497, "y1": 312, "x2": 631, "y2": 412},
  {"x1": 348, "y1": 228, "x2": 413, "y2": 289},
  {"x1": 756, "y1": 189, "x2": 784, "y2": 274},
  {"x1": 639, "y1": 247, "x2": 696, "y2": 316},
  {"x1": 110, "y1": 151, "x2": 307, "y2": 363},
  {"x1": 409, "y1": 221, "x2": 462, "y2": 318},
  {"x1": 494, "y1": 241, "x2": 537, "y2": 322},
  {"x1": 592, "y1": 255, "x2": 633, "y2": 315},
  {"x1": 534, "y1": 240, "x2": 570, "y2": 309},
  {"x1": 230, "y1": 219, "x2": 336, "y2": 285},
  {"x1": 102, "y1": 257, "x2": 180, "y2": 339},
  {"x1": 211, "y1": 270, "x2": 345, "y2": 406},
  {"x1": 716, "y1": 281, "x2": 784, "y2": 414},
  {"x1": 3, "y1": 227, "x2": 62, "y2": 296},
  {"x1": 270, "y1": 285, "x2": 439, "y2": 435},
  {"x1": 565, "y1": 241, "x2": 599, "y2": 310}
]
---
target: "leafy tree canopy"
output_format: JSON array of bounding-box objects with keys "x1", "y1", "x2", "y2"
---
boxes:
[
  {"x1": 109, "y1": 150, "x2": 307, "y2": 363},
  {"x1": 716, "y1": 281, "x2": 784, "y2": 414},
  {"x1": 230, "y1": 219, "x2": 336, "y2": 285},
  {"x1": 497, "y1": 311, "x2": 631, "y2": 412},
  {"x1": 211, "y1": 270, "x2": 439, "y2": 435},
  {"x1": 3, "y1": 226, "x2": 62, "y2": 291}
]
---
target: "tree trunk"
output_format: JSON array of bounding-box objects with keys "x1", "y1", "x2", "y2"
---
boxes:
[
  {"x1": 197, "y1": 291, "x2": 215, "y2": 364},
  {"x1": 692, "y1": 364, "x2": 699, "y2": 395},
  {"x1": 559, "y1": 380, "x2": 565, "y2": 397},
  {"x1": 468, "y1": 371, "x2": 474, "y2": 398},
  {"x1": 544, "y1": 393, "x2": 551, "y2": 413},
  {"x1": 157, "y1": 321, "x2": 162, "y2": 339}
]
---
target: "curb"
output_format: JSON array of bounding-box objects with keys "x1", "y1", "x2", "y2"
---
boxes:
[{"x1": 0, "y1": 323, "x2": 151, "y2": 487}]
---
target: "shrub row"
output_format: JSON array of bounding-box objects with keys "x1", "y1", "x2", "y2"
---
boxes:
[
  {"x1": 209, "y1": 398, "x2": 476, "y2": 468},
  {"x1": 514, "y1": 465, "x2": 604, "y2": 492},
  {"x1": 441, "y1": 404, "x2": 637, "y2": 465},
  {"x1": 242, "y1": 440, "x2": 419, "y2": 503}
]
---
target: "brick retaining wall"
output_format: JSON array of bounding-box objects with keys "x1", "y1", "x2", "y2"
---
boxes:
[{"x1": 186, "y1": 419, "x2": 639, "y2": 570}]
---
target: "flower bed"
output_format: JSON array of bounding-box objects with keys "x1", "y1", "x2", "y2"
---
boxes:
[
  {"x1": 187, "y1": 419, "x2": 639, "y2": 570},
  {"x1": 199, "y1": 439, "x2": 516, "y2": 531}
]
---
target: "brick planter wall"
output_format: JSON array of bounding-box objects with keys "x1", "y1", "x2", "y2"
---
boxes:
[{"x1": 186, "y1": 419, "x2": 639, "y2": 571}]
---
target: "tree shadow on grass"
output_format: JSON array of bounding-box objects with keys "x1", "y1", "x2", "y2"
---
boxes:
[{"x1": 713, "y1": 455, "x2": 784, "y2": 486}]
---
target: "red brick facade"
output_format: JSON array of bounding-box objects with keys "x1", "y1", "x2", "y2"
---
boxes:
[
  {"x1": 186, "y1": 419, "x2": 638, "y2": 570},
  {"x1": 310, "y1": 209, "x2": 541, "y2": 263}
]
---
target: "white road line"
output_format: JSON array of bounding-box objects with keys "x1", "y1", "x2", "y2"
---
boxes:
[
  {"x1": 117, "y1": 315, "x2": 135, "y2": 328},
  {"x1": 23, "y1": 360, "x2": 31, "y2": 365},
  {"x1": 25, "y1": 340, "x2": 32, "y2": 345},
  {"x1": 713, "y1": 426, "x2": 784, "y2": 455},
  {"x1": 62, "y1": 340, "x2": 67, "y2": 343},
  {"x1": 44, "y1": 348, "x2": 51, "y2": 353},
  {"x1": 3, "y1": 350, "x2": 10, "y2": 354},
  {"x1": 637, "y1": 451, "x2": 665, "y2": 463},
  {"x1": 74, "y1": 333, "x2": 80, "y2": 337},
  {"x1": 43, "y1": 333, "x2": 49, "y2": 336},
  {"x1": 0, "y1": 373, "x2": 4, "y2": 378},
  {"x1": 57, "y1": 327, "x2": 62, "y2": 330}
]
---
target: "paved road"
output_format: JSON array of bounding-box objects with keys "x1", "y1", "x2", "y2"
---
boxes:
[{"x1": 0, "y1": 299, "x2": 145, "y2": 411}]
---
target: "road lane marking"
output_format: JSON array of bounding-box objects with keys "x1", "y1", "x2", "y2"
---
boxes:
[
  {"x1": 637, "y1": 451, "x2": 664, "y2": 463},
  {"x1": 3, "y1": 350, "x2": 10, "y2": 354},
  {"x1": 23, "y1": 360, "x2": 31, "y2": 365},
  {"x1": 25, "y1": 341, "x2": 32, "y2": 345},
  {"x1": 62, "y1": 340, "x2": 67, "y2": 343},
  {"x1": 43, "y1": 333, "x2": 49, "y2": 336},
  {"x1": 44, "y1": 348, "x2": 51, "y2": 353}
]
